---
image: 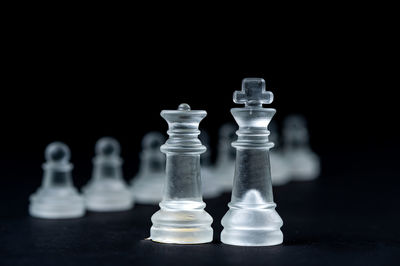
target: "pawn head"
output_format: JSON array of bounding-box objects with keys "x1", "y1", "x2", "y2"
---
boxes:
[
  {"x1": 142, "y1": 132, "x2": 165, "y2": 151},
  {"x1": 45, "y1": 142, "x2": 71, "y2": 163},
  {"x1": 95, "y1": 137, "x2": 120, "y2": 156}
]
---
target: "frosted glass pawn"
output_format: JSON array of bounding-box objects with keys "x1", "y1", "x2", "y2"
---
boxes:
[
  {"x1": 131, "y1": 132, "x2": 166, "y2": 204},
  {"x1": 199, "y1": 131, "x2": 222, "y2": 199},
  {"x1": 150, "y1": 103, "x2": 213, "y2": 244},
  {"x1": 283, "y1": 115, "x2": 320, "y2": 181},
  {"x1": 269, "y1": 121, "x2": 291, "y2": 186},
  {"x1": 214, "y1": 123, "x2": 237, "y2": 192},
  {"x1": 221, "y1": 78, "x2": 283, "y2": 246},
  {"x1": 29, "y1": 142, "x2": 85, "y2": 219},
  {"x1": 83, "y1": 137, "x2": 133, "y2": 211}
]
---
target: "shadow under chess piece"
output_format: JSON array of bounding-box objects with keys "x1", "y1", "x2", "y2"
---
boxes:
[
  {"x1": 150, "y1": 103, "x2": 213, "y2": 244},
  {"x1": 214, "y1": 123, "x2": 237, "y2": 192},
  {"x1": 269, "y1": 121, "x2": 291, "y2": 186},
  {"x1": 29, "y1": 142, "x2": 85, "y2": 219},
  {"x1": 221, "y1": 78, "x2": 283, "y2": 246},
  {"x1": 131, "y1": 132, "x2": 166, "y2": 204},
  {"x1": 83, "y1": 137, "x2": 133, "y2": 211},
  {"x1": 283, "y1": 115, "x2": 320, "y2": 181},
  {"x1": 199, "y1": 131, "x2": 222, "y2": 199}
]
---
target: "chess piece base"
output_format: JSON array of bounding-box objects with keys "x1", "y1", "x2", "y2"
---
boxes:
[
  {"x1": 29, "y1": 187, "x2": 85, "y2": 219},
  {"x1": 83, "y1": 180, "x2": 134, "y2": 211},
  {"x1": 221, "y1": 202, "x2": 283, "y2": 246},
  {"x1": 150, "y1": 201, "x2": 213, "y2": 244}
]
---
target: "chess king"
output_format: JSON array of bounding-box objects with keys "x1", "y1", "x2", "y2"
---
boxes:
[{"x1": 221, "y1": 78, "x2": 284, "y2": 246}]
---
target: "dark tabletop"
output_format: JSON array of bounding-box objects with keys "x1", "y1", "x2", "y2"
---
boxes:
[{"x1": 1, "y1": 151, "x2": 399, "y2": 266}]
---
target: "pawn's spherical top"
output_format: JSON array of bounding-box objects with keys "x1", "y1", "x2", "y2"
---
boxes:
[
  {"x1": 45, "y1": 142, "x2": 70, "y2": 162},
  {"x1": 95, "y1": 137, "x2": 120, "y2": 156}
]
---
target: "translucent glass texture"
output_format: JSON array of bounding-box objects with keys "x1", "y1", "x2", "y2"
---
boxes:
[
  {"x1": 214, "y1": 123, "x2": 237, "y2": 192},
  {"x1": 29, "y1": 142, "x2": 85, "y2": 219},
  {"x1": 83, "y1": 137, "x2": 133, "y2": 211},
  {"x1": 283, "y1": 115, "x2": 320, "y2": 181},
  {"x1": 199, "y1": 131, "x2": 222, "y2": 198},
  {"x1": 269, "y1": 121, "x2": 291, "y2": 186},
  {"x1": 220, "y1": 78, "x2": 283, "y2": 246},
  {"x1": 150, "y1": 103, "x2": 213, "y2": 244},
  {"x1": 131, "y1": 132, "x2": 166, "y2": 204}
]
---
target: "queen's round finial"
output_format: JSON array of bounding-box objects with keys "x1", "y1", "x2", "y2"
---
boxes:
[
  {"x1": 178, "y1": 103, "x2": 191, "y2": 111},
  {"x1": 95, "y1": 137, "x2": 120, "y2": 156},
  {"x1": 45, "y1": 142, "x2": 70, "y2": 162}
]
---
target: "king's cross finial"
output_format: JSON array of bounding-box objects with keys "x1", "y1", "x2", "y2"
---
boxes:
[{"x1": 233, "y1": 78, "x2": 274, "y2": 107}]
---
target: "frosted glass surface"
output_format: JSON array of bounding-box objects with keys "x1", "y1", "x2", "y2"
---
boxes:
[
  {"x1": 269, "y1": 121, "x2": 291, "y2": 186},
  {"x1": 214, "y1": 123, "x2": 237, "y2": 192},
  {"x1": 283, "y1": 115, "x2": 320, "y2": 181},
  {"x1": 221, "y1": 78, "x2": 283, "y2": 246},
  {"x1": 150, "y1": 103, "x2": 213, "y2": 244},
  {"x1": 29, "y1": 142, "x2": 85, "y2": 219},
  {"x1": 83, "y1": 137, "x2": 133, "y2": 211},
  {"x1": 131, "y1": 132, "x2": 166, "y2": 204}
]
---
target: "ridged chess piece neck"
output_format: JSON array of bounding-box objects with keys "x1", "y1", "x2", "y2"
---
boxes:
[
  {"x1": 160, "y1": 103, "x2": 207, "y2": 155},
  {"x1": 221, "y1": 78, "x2": 284, "y2": 246}
]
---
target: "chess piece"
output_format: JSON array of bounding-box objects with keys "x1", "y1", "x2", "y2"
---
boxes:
[
  {"x1": 269, "y1": 121, "x2": 291, "y2": 186},
  {"x1": 214, "y1": 123, "x2": 237, "y2": 191},
  {"x1": 131, "y1": 132, "x2": 166, "y2": 204},
  {"x1": 83, "y1": 137, "x2": 133, "y2": 211},
  {"x1": 283, "y1": 115, "x2": 320, "y2": 181},
  {"x1": 221, "y1": 78, "x2": 283, "y2": 246},
  {"x1": 199, "y1": 131, "x2": 222, "y2": 199},
  {"x1": 150, "y1": 103, "x2": 213, "y2": 244},
  {"x1": 29, "y1": 142, "x2": 85, "y2": 219}
]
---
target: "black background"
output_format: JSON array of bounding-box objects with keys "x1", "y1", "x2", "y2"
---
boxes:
[{"x1": 1, "y1": 7, "x2": 399, "y2": 266}]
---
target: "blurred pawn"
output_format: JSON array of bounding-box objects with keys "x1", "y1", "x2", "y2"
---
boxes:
[
  {"x1": 283, "y1": 115, "x2": 320, "y2": 181},
  {"x1": 199, "y1": 131, "x2": 221, "y2": 199},
  {"x1": 131, "y1": 132, "x2": 166, "y2": 204},
  {"x1": 214, "y1": 123, "x2": 237, "y2": 192},
  {"x1": 29, "y1": 142, "x2": 85, "y2": 219},
  {"x1": 269, "y1": 121, "x2": 291, "y2": 186},
  {"x1": 83, "y1": 137, "x2": 133, "y2": 211}
]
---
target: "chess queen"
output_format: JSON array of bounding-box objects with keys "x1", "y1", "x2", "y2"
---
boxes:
[
  {"x1": 221, "y1": 78, "x2": 284, "y2": 246},
  {"x1": 149, "y1": 103, "x2": 213, "y2": 244}
]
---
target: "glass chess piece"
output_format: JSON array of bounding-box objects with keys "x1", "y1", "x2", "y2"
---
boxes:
[
  {"x1": 282, "y1": 115, "x2": 320, "y2": 181},
  {"x1": 130, "y1": 132, "x2": 166, "y2": 204},
  {"x1": 214, "y1": 123, "x2": 237, "y2": 192},
  {"x1": 199, "y1": 131, "x2": 222, "y2": 199},
  {"x1": 150, "y1": 103, "x2": 213, "y2": 244},
  {"x1": 29, "y1": 142, "x2": 85, "y2": 219},
  {"x1": 269, "y1": 120, "x2": 291, "y2": 186},
  {"x1": 83, "y1": 137, "x2": 133, "y2": 211},
  {"x1": 221, "y1": 78, "x2": 284, "y2": 246}
]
